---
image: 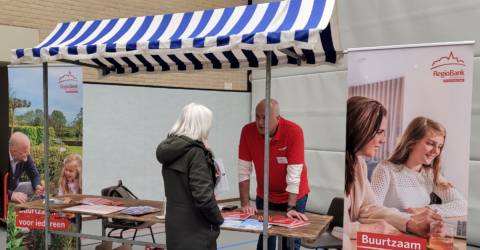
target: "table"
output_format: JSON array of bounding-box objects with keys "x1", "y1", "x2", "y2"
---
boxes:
[
  {"x1": 15, "y1": 194, "x2": 165, "y2": 250},
  {"x1": 16, "y1": 196, "x2": 333, "y2": 250},
  {"x1": 221, "y1": 209, "x2": 333, "y2": 249},
  {"x1": 16, "y1": 194, "x2": 165, "y2": 222}
]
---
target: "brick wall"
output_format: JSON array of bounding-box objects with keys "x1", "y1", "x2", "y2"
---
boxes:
[{"x1": 0, "y1": 0, "x2": 248, "y2": 90}]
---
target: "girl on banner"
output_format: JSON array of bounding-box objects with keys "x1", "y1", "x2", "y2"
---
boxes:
[
  {"x1": 58, "y1": 154, "x2": 83, "y2": 195},
  {"x1": 371, "y1": 116, "x2": 467, "y2": 217},
  {"x1": 344, "y1": 96, "x2": 442, "y2": 239}
]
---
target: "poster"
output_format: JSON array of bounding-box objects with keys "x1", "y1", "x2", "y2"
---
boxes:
[
  {"x1": 4, "y1": 64, "x2": 82, "y2": 248},
  {"x1": 344, "y1": 42, "x2": 474, "y2": 250}
]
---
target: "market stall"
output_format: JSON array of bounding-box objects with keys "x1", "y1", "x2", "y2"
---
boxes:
[{"x1": 11, "y1": 0, "x2": 341, "y2": 248}]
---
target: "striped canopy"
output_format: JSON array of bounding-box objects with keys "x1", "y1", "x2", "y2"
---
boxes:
[{"x1": 12, "y1": 0, "x2": 339, "y2": 75}]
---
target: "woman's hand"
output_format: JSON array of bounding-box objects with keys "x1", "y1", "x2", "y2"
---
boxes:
[
  {"x1": 360, "y1": 220, "x2": 401, "y2": 235},
  {"x1": 405, "y1": 207, "x2": 434, "y2": 214},
  {"x1": 406, "y1": 209, "x2": 442, "y2": 237},
  {"x1": 430, "y1": 221, "x2": 448, "y2": 237}
]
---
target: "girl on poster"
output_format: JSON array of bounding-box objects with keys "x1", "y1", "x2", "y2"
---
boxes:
[
  {"x1": 58, "y1": 154, "x2": 82, "y2": 196},
  {"x1": 371, "y1": 116, "x2": 467, "y2": 217}
]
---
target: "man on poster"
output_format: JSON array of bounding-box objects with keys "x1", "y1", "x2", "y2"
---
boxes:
[
  {"x1": 7, "y1": 132, "x2": 43, "y2": 204},
  {"x1": 238, "y1": 99, "x2": 309, "y2": 250}
]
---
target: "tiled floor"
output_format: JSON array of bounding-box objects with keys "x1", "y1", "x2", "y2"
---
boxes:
[
  {"x1": 3, "y1": 219, "x2": 480, "y2": 249},
  {"x1": 78, "y1": 220, "x2": 259, "y2": 250}
]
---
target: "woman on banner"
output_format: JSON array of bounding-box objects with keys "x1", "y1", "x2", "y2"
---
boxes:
[
  {"x1": 156, "y1": 103, "x2": 224, "y2": 250},
  {"x1": 371, "y1": 116, "x2": 467, "y2": 217},
  {"x1": 344, "y1": 96, "x2": 442, "y2": 239}
]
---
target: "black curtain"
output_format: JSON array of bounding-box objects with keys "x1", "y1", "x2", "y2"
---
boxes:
[{"x1": 1, "y1": 65, "x2": 9, "y2": 220}]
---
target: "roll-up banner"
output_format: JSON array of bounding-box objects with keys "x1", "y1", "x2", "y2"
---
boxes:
[
  {"x1": 4, "y1": 64, "x2": 83, "y2": 248},
  {"x1": 344, "y1": 41, "x2": 474, "y2": 250}
]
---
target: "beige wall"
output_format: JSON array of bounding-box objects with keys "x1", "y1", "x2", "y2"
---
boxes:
[
  {"x1": 0, "y1": 0, "x2": 248, "y2": 90},
  {"x1": 0, "y1": 25, "x2": 38, "y2": 64}
]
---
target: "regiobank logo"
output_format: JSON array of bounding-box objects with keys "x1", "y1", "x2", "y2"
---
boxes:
[
  {"x1": 431, "y1": 51, "x2": 465, "y2": 83},
  {"x1": 58, "y1": 71, "x2": 79, "y2": 94}
]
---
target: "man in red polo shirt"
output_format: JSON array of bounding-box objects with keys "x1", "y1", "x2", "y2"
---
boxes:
[{"x1": 238, "y1": 99, "x2": 309, "y2": 250}]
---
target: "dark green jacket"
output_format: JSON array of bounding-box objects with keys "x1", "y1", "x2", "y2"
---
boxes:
[{"x1": 156, "y1": 135, "x2": 223, "y2": 250}]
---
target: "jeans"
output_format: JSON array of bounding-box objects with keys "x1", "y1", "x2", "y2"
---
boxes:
[{"x1": 255, "y1": 195, "x2": 308, "y2": 250}]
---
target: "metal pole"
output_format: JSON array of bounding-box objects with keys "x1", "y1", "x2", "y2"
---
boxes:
[
  {"x1": 76, "y1": 213, "x2": 82, "y2": 250},
  {"x1": 263, "y1": 51, "x2": 272, "y2": 250},
  {"x1": 42, "y1": 62, "x2": 51, "y2": 248}
]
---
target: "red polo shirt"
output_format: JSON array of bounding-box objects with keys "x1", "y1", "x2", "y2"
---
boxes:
[{"x1": 238, "y1": 117, "x2": 310, "y2": 204}]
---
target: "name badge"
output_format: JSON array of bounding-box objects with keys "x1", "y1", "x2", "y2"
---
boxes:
[{"x1": 276, "y1": 157, "x2": 288, "y2": 164}]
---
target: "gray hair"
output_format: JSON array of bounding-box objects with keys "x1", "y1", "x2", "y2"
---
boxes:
[
  {"x1": 9, "y1": 132, "x2": 30, "y2": 148},
  {"x1": 169, "y1": 103, "x2": 213, "y2": 144}
]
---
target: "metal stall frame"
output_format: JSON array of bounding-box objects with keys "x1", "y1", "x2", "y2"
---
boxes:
[{"x1": 11, "y1": 0, "x2": 339, "y2": 248}]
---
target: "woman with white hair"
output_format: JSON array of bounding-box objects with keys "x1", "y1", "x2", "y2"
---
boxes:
[{"x1": 156, "y1": 103, "x2": 224, "y2": 250}]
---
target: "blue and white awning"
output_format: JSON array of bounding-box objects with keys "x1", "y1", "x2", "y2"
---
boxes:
[{"x1": 12, "y1": 0, "x2": 339, "y2": 75}]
